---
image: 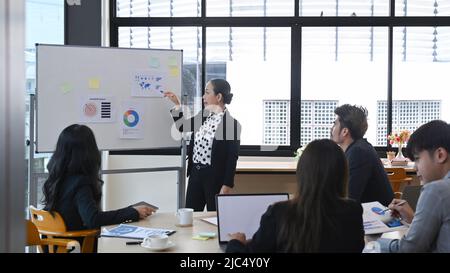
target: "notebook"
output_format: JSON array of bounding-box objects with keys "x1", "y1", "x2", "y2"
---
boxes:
[{"x1": 216, "y1": 193, "x2": 289, "y2": 244}]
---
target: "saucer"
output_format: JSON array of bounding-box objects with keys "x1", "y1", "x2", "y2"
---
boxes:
[{"x1": 141, "y1": 241, "x2": 175, "y2": 251}]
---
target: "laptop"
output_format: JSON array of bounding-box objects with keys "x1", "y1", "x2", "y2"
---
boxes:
[{"x1": 215, "y1": 193, "x2": 289, "y2": 250}]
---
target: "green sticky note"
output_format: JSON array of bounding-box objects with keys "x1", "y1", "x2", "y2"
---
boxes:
[
  {"x1": 168, "y1": 56, "x2": 177, "y2": 67},
  {"x1": 198, "y1": 232, "x2": 216, "y2": 238},
  {"x1": 149, "y1": 57, "x2": 160, "y2": 68},
  {"x1": 192, "y1": 235, "x2": 210, "y2": 241},
  {"x1": 61, "y1": 83, "x2": 73, "y2": 94}
]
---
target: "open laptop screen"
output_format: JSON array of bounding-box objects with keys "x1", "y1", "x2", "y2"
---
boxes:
[{"x1": 216, "y1": 193, "x2": 289, "y2": 244}]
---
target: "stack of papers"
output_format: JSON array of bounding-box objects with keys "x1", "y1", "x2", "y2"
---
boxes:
[
  {"x1": 362, "y1": 201, "x2": 408, "y2": 235},
  {"x1": 101, "y1": 224, "x2": 175, "y2": 239},
  {"x1": 200, "y1": 217, "x2": 217, "y2": 226}
]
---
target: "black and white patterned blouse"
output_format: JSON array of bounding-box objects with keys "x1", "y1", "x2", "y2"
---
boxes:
[{"x1": 193, "y1": 110, "x2": 225, "y2": 165}]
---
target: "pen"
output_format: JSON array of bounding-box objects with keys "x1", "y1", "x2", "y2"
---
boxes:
[
  {"x1": 126, "y1": 241, "x2": 143, "y2": 245},
  {"x1": 382, "y1": 200, "x2": 407, "y2": 213}
]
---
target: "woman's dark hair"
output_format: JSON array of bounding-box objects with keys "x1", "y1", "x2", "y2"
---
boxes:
[
  {"x1": 42, "y1": 124, "x2": 102, "y2": 212},
  {"x1": 209, "y1": 78, "x2": 233, "y2": 104},
  {"x1": 278, "y1": 139, "x2": 349, "y2": 252},
  {"x1": 405, "y1": 120, "x2": 450, "y2": 160},
  {"x1": 334, "y1": 104, "x2": 368, "y2": 140}
]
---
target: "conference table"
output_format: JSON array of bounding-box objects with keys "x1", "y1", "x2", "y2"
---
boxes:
[{"x1": 98, "y1": 211, "x2": 406, "y2": 253}]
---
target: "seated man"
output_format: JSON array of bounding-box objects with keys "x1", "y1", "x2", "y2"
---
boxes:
[
  {"x1": 331, "y1": 104, "x2": 394, "y2": 206},
  {"x1": 378, "y1": 120, "x2": 450, "y2": 253}
]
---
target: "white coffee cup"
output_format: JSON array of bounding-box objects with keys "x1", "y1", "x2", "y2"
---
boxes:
[
  {"x1": 143, "y1": 234, "x2": 169, "y2": 248},
  {"x1": 176, "y1": 208, "x2": 193, "y2": 226}
]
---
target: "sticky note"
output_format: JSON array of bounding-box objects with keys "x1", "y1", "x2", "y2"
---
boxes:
[
  {"x1": 89, "y1": 78, "x2": 100, "y2": 89},
  {"x1": 192, "y1": 235, "x2": 210, "y2": 241},
  {"x1": 168, "y1": 56, "x2": 177, "y2": 67},
  {"x1": 198, "y1": 232, "x2": 216, "y2": 238},
  {"x1": 61, "y1": 83, "x2": 73, "y2": 94},
  {"x1": 149, "y1": 57, "x2": 160, "y2": 68},
  {"x1": 169, "y1": 67, "x2": 180, "y2": 77}
]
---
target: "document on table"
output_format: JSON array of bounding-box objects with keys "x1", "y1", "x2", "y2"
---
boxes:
[
  {"x1": 200, "y1": 217, "x2": 218, "y2": 226},
  {"x1": 101, "y1": 224, "x2": 175, "y2": 239},
  {"x1": 362, "y1": 201, "x2": 408, "y2": 235}
]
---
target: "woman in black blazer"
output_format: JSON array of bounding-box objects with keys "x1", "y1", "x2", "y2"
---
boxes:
[
  {"x1": 42, "y1": 124, "x2": 155, "y2": 233},
  {"x1": 164, "y1": 79, "x2": 241, "y2": 211},
  {"x1": 226, "y1": 139, "x2": 365, "y2": 253}
]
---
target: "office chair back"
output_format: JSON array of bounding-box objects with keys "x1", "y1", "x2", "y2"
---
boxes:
[{"x1": 29, "y1": 206, "x2": 99, "y2": 253}]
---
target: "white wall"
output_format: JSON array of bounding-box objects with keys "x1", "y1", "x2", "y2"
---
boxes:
[
  {"x1": 104, "y1": 155, "x2": 182, "y2": 213},
  {"x1": 0, "y1": 0, "x2": 26, "y2": 253}
]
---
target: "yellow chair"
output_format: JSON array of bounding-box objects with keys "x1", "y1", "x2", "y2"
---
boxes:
[
  {"x1": 26, "y1": 220, "x2": 80, "y2": 253},
  {"x1": 29, "y1": 206, "x2": 99, "y2": 253},
  {"x1": 385, "y1": 167, "x2": 413, "y2": 197}
]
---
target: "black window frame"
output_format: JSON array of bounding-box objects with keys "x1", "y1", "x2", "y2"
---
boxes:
[{"x1": 109, "y1": 0, "x2": 450, "y2": 157}]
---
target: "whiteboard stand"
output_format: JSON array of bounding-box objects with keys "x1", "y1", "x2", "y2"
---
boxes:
[{"x1": 28, "y1": 94, "x2": 188, "y2": 210}]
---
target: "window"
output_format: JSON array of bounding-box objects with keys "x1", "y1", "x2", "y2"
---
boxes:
[
  {"x1": 395, "y1": 0, "x2": 450, "y2": 16},
  {"x1": 112, "y1": 0, "x2": 450, "y2": 155},
  {"x1": 207, "y1": 0, "x2": 294, "y2": 17},
  {"x1": 263, "y1": 101, "x2": 290, "y2": 145},
  {"x1": 25, "y1": 0, "x2": 64, "y2": 208},
  {"x1": 299, "y1": 0, "x2": 389, "y2": 16},
  {"x1": 302, "y1": 27, "x2": 388, "y2": 145},
  {"x1": 376, "y1": 100, "x2": 442, "y2": 146},
  {"x1": 206, "y1": 27, "x2": 291, "y2": 146},
  {"x1": 117, "y1": 0, "x2": 200, "y2": 17},
  {"x1": 301, "y1": 100, "x2": 338, "y2": 146}
]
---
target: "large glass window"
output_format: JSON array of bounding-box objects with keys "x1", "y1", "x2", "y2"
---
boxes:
[
  {"x1": 112, "y1": 0, "x2": 450, "y2": 155},
  {"x1": 385, "y1": 27, "x2": 450, "y2": 146},
  {"x1": 395, "y1": 0, "x2": 450, "y2": 16},
  {"x1": 302, "y1": 27, "x2": 389, "y2": 145},
  {"x1": 117, "y1": 0, "x2": 201, "y2": 17},
  {"x1": 299, "y1": 0, "x2": 389, "y2": 16},
  {"x1": 206, "y1": 27, "x2": 291, "y2": 146},
  {"x1": 25, "y1": 0, "x2": 64, "y2": 207},
  {"x1": 207, "y1": 0, "x2": 294, "y2": 17}
]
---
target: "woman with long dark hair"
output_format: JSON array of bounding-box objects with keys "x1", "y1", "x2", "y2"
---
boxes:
[
  {"x1": 42, "y1": 124, "x2": 155, "y2": 232},
  {"x1": 226, "y1": 139, "x2": 365, "y2": 252}
]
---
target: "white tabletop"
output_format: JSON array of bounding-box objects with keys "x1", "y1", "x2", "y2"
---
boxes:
[
  {"x1": 98, "y1": 211, "x2": 405, "y2": 253},
  {"x1": 98, "y1": 212, "x2": 222, "y2": 253}
]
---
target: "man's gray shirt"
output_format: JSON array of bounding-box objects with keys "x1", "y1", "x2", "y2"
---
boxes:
[{"x1": 378, "y1": 170, "x2": 450, "y2": 253}]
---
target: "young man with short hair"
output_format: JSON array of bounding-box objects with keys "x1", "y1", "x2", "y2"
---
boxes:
[{"x1": 379, "y1": 120, "x2": 450, "y2": 252}]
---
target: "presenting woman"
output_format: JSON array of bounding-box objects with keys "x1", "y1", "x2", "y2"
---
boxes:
[{"x1": 164, "y1": 79, "x2": 241, "y2": 211}]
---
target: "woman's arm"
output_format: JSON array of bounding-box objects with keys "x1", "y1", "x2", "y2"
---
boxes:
[{"x1": 74, "y1": 184, "x2": 139, "y2": 229}]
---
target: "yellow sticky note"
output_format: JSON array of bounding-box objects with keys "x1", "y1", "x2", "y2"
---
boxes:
[
  {"x1": 61, "y1": 83, "x2": 73, "y2": 94},
  {"x1": 192, "y1": 235, "x2": 210, "y2": 241},
  {"x1": 149, "y1": 57, "x2": 160, "y2": 68},
  {"x1": 88, "y1": 78, "x2": 100, "y2": 89},
  {"x1": 170, "y1": 67, "x2": 180, "y2": 77},
  {"x1": 168, "y1": 56, "x2": 177, "y2": 67}
]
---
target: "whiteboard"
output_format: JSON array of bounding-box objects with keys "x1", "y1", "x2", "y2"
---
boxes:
[{"x1": 36, "y1": 44, "x2": 182, "y2": 152}]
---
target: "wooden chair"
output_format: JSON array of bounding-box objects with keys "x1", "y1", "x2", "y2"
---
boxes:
[
  {"x1": 29, "y1": 206, "x2": 100, "y2": 253},
  {"x1": 385, "y1": 167, "x2": 413, "y2": 197},
  {"x1": 26, "y1": 220, "x2": 80, "y2": 253}
]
